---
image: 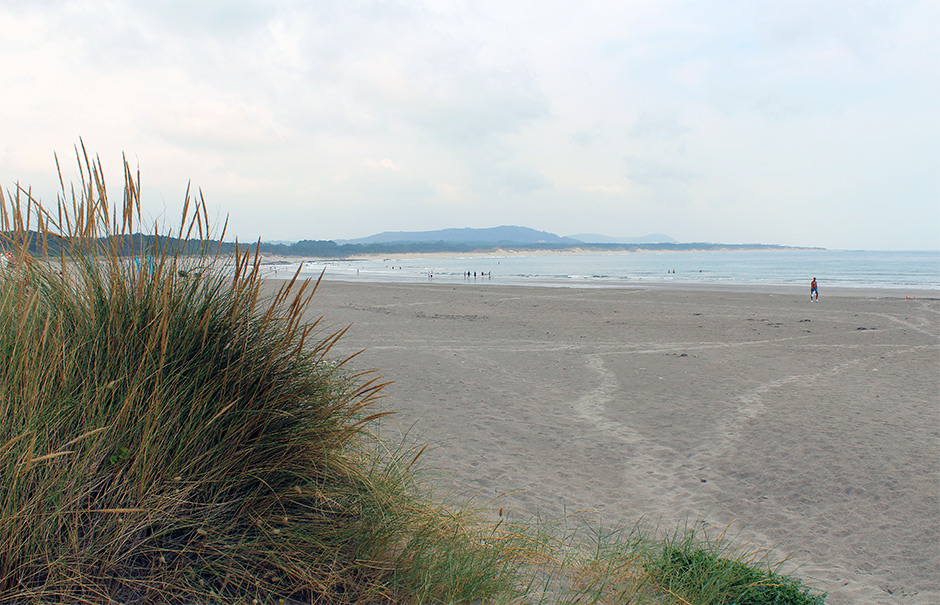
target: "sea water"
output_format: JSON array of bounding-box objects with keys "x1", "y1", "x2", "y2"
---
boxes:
[{"x1": 266, "y1": 249, "x2": 940, "y2": 291}]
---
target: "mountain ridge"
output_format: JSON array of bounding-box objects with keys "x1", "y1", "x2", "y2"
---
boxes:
[{"x1": 336, "y1": 226, "x2": 673, "y2": 246}]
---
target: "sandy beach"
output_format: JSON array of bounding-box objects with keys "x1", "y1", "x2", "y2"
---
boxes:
[{"x1": 280, "y1": 279, "x2": 939, "y2": 604}]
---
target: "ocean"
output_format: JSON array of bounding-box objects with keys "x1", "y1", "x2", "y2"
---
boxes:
[{"x1": 265, "y1": 249, "x2": 940, "y2": 292}]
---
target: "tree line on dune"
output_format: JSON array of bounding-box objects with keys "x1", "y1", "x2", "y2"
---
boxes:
[{"x1": 3, "y1": 231, "x2": 799, "y2": 259}]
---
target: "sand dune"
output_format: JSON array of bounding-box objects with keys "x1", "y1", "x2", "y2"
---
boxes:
[{"x1": 278, "y1": 280, "x2": 939, "y2": 604}]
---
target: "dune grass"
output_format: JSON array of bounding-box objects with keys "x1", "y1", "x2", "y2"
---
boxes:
[{"x1": 0, "y1": 148, "x2": 825, "y2": 603}]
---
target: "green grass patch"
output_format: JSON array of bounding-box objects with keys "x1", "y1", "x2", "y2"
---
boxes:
[{"x1": 642, "y1": 526, "x2": 826, "y2": 605}]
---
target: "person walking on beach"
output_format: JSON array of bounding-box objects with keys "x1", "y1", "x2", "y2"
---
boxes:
[{"x1": 810, "y1": 277, "x2": 818, "y2": 301}]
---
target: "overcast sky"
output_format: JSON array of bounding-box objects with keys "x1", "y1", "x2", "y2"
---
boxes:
[{"x1": 2, "y1": 0, "x2": 938, "y2": 250}]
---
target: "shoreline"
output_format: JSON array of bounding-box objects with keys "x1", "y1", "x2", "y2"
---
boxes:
[
  {"x1": 278, "y1": 279, "x2": 940, "y2": 605},
  {"x1": 311, "y1": 275, "x2": 940, "y2": 300}
]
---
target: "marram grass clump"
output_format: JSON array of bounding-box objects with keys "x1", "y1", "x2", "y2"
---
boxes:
[
  {"x1": 0, "y1": 148, "x2": 826, "y2": 604},
  {"x1": 0, "y1": 150, "x2": 532, "y2": 603}
]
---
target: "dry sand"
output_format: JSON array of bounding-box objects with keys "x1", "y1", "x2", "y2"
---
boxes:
[{"x1": 282, "y1": 279, "x2": 939, "y2": 604}]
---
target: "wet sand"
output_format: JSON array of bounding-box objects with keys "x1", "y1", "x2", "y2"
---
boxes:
[{"x1": 280, "y1": 279, "x2": 939, "y2": 604}]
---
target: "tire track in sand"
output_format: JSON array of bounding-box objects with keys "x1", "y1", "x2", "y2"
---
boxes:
[{"x1": 571, "y1": 353, "x2": 703, "y2": 514}]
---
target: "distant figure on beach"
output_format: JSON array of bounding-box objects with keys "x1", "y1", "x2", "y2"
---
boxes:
[{"x1": 810, "y1": 277, "x2": 818, "y2": 301}]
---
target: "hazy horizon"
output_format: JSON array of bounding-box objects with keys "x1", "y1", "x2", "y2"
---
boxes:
[{"x1": 2, "y1": 1, "x2": 938, "y2": 252}]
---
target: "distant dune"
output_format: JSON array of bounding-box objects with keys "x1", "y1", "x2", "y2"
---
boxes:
[{"x1": 565, "y1": 233, "x2": 677, "y2": 244}]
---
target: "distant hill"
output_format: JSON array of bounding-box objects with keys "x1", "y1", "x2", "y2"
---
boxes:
[
  {"x1": 337, "y1": 226, "x2": 581, "y2": 246},
  {"x1": 566, "y1": 233, "x2": 677, "y2": 244},
  {"x1": 338, "y1": 227, "x2": 678, "y2": 246}
]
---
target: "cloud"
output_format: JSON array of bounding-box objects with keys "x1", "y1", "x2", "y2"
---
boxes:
[
  {"x1": 135, "y1": 0, "x2": 276, "y2": 37},
  {"x1": 155, "y1": 95, "x2": 288, "y2": 151},
  {"x1": 364, "y1": 158, "x2": 402, "y2": 171},
  {"x1": 630, "y1": 111, "x2": 689, "y2": 140},
  {"x1": 624, "y1": 156, "x2": 697, "y2": 192},
  {"x1": 582, "y1": 185, "x2": 624, "y2": 194}
]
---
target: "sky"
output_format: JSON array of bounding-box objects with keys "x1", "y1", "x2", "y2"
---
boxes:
[{"x1": 1, "y1": 0, "x2": 938, "y2": 250}]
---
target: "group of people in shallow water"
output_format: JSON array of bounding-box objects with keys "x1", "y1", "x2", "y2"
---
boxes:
[
  {"x1": 424, "y1": 270, "x2": 492, "y2": 281},
  {"x1": 465, "y1": 271, "x2": 491, "y2": 279}
]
